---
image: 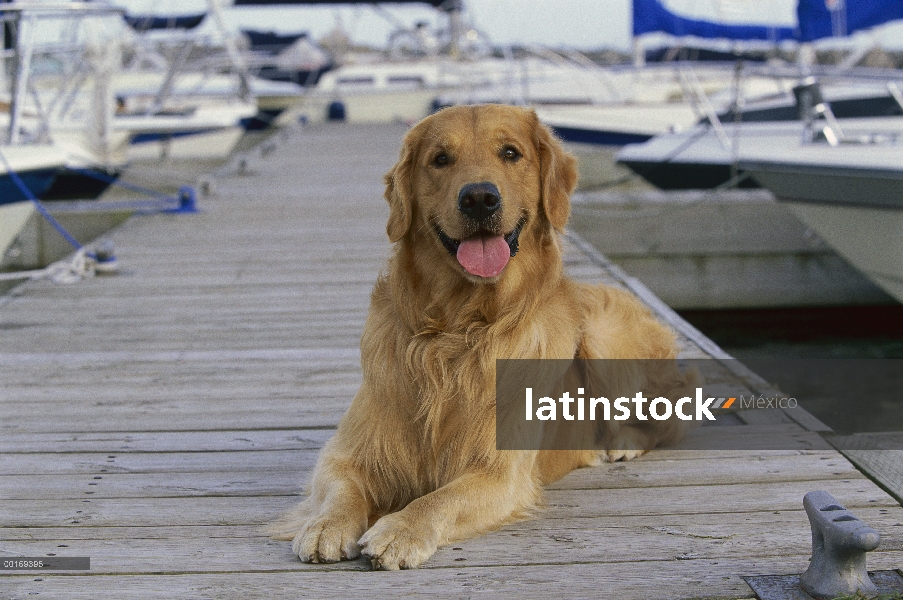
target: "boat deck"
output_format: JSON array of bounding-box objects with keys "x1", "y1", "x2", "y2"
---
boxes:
[{"x1": 2, "y1": 123, "x2": 901, "y2": 599}]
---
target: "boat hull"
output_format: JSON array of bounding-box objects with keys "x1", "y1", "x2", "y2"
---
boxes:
[
  {"x1": 299, "y1": 89, "x2": 441, "y2": 124},
  {"x1": 536, "y1": 104, "x2": 700, "y2": 148},
  {"x1": 127, "y1": 126, "x2": 245, "y2": 162},
  {"x1": 0, "y1": 169, "x2": 60, "y2": 204},
  {"x1": 744, "y1": 160, "x2": 903, "y2": 303},
  {"x1": 782, "y1": 202, "x2": 903, "y2": 303},
  {"x1": 0, "y1": 201, "x2": 35, "y2": 259},
  {"x1": 744, "y1": 162, "x2": 903, "y2": 210},
  {"x1": 618, "y1": 159, "x2": 760, "y2": 190},
  {"x1": 39, "y1": 167, "x2": 122, "y2": 201}
]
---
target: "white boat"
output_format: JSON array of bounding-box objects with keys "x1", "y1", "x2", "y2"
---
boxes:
[
  {"x1": 616, "y1": 119, "x2": 798, "y2": 190},
  {"x1": 113, "y1": 69, "x2": 304, "y2": 130},
  {"x1": 535, "y1": 73, "x2": 900, "y2": 148},
  {"x1": 617, "y1": 108, "x2": 903, "y2": 186},
  {"x1": 0, "y1": 107, "x2": 132, "y2": 199},
  {"x1": 109, "y1": 0, "x2": 262, "y2": 160},
  {"x1": 298, "y1": 58, "x2": 468, "y2": 124},
  {"x1": 115, "y1": 100, "x2": 257, "y2": 162},
  {"x1": 0, "y1": 144, "x2": 68, "y2": 257},
  {"x1": 535, "y1": 101, "x2": 700, "y2": 147},
  {"x1": 1, "y1": 1, "x2": 133, "y2": 197}
]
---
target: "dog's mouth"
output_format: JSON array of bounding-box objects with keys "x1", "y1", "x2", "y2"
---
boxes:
[{"x1": 435, "y1": 216, "x2": 526, "y2": 279}]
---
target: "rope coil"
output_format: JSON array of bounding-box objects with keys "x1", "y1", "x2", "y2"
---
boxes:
[{"x1": 0, "y1": 246, "x2": 109, "y2": 284}]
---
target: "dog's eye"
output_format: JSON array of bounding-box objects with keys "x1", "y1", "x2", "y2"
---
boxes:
[
  {"x1": 433, "y1": 152, "x2": 450, "y2": 167},
  {"x1": 501, "y1": 147, "x2": 521, "y2": 162}
]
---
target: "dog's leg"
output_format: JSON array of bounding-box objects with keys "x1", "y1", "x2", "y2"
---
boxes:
[
  {"x1": 358, "y1": 462, "x2": 537, "y2": 570},
  {"x1": 574, "y1": 284, "x2": 696, "y2": 462},
  {"x1": 269, "y1": 459, "x2": 370, "y2": 564}
]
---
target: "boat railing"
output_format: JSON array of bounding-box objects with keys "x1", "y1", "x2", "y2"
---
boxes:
[
  {"x1": 522, "y1": 44, "x2": 623, "y2": 104},
  {"x1": 1, "y1": 2, "x2": 125, "y2": 145},
  {"x1": 886, "y1": 81, "x2": 903, "y2": 113},
  {"x1": 793, "y1": 76, "x2": 844, "y2": 146},
  {"x1": 678, "y1": 66, "x2": 732, "y2": 150},
  {"x1": 122, "y1": 32, "x2": 252, "y2": 107}
]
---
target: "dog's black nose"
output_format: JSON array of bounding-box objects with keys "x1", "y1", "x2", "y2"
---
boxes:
[{"x1": 458, "y1": 182, "x2": 501, "y2": 222}]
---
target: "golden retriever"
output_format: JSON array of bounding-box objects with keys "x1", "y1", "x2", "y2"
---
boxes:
[{"x1": 270, "y1": 104, "x2": 694, "y2": 570}]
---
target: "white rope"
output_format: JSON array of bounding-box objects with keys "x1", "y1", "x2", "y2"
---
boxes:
[{"x1": 0, "y1": 248, "x2": 103, "y2": 285}]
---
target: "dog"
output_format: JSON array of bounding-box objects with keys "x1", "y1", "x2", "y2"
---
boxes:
[{"x1": 270, "y1": 104, "x2": 695, "y2": 570}]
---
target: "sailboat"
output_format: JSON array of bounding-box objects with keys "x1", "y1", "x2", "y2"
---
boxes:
[
  {"x1": 533, "y1": 0, "x2": 798, "y2": 146},
  {"x1": 617, "y1": 0, "x2": 903, "y2": 190},
  {"x1": 619, "y1": 0, "x2": 903, "y2": 303}
]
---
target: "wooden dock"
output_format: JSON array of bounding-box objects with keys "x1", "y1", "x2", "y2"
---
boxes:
[{"x1": 2, "y1": 123, "x2": 901, "y2": 599}]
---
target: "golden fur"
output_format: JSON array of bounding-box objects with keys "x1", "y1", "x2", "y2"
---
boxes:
[{"x1": 270, "y1": 105, "x2": 695, "y2": 570}]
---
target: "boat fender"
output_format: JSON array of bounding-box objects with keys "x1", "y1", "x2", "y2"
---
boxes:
[
  {"x1": 327, "y1": 101, "x2": 346, "y2": 122},
  {"x1": 91, "y1": 240, "x2": 119, "y2": 275}
]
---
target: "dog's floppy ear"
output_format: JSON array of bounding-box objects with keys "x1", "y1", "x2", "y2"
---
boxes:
[
  {"x1": 533, "y1": 112, "x2": 577, "y2": 231},
  {"x1": 383, "y1": 135, "x2": 417, "y2": 242}
]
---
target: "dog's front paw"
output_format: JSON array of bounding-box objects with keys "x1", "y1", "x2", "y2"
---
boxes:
[
  {"x1": 292, "y1": 513, "x2": 365, "y2": 564},
  {"x1": 600, "y1": 425, "x2": 651, "y2": 462},
  {"x1": 358, "y1": 512, "x2": 438, "y2": 570},
  {"x1": 602, "y1": 447, "x2": 647, "y2": 462}
]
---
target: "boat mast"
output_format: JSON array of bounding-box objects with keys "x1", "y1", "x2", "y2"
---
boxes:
[
  {"x1": 208, "y1": 0, "x2": 253, "y2": 101},
  {"x1": 443, "y1": 0, "x2": 463, "y2": 58}
]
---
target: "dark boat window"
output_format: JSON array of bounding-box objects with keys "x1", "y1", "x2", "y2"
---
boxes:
[
  {"x1": 337, "y1": 77, "x2": 375, "y2": 86},
  {"x1": 387, "y1": 76, "x2": 424, "y2": 86}
]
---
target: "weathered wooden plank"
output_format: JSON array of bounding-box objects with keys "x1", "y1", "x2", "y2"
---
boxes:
[
  {"x1": 1, "y1": 408, "x2": 348, "y2": 434},
  {"x1": 0, "y1": 284, "x2": 367, "y2": 306},
  {"x1": 1, "y1": 365, "x2": 362, "y2": 393},
  {"x1": 0, "y1": 459, "x2": 867, "y2": 500},
  {"x1": 2, "y1": 514, "x2": 901, "y2": 574},
  {"x1": 0, "y1": 429, "x2": 337, "y2": 454},
  {"x1": 2, "y1": 451, "x2": 317, "y2": 476},
  {"x1": 5, "y1": 557, "x2": 901, "y2": 600},
  {"x1": 0, "y1": 562, "x2": 741, "y2": 600},
  {"x1": 0, "y1": 325, "x2": 367, "y2": 353},
  {"x1": 671, "y1": 425, "x2": 835, "y2": 451},
  {"x1": 0, "y1": 426, "x2": 827, "y2": 457},
  {"x1": 0, "y1": 348, "x2": 360, "y2": 368},
  {"x1": 3, "y1": 505, "x2": 899, "y2": 542},
  {"x1": 1, "y1": 479, "x2": 896, "y2": 529},
  {"x1": 1, "y1": 375, "x2": 362, "y2": 398},
  {"x1": 549, "y1": 452, "x2": 862, "y2": 489},
  {"x1": 0, "y1": 408, "x2": 819, "y2": 442},
  {"x1": 0, "y1": 451, "x2": 863, "y2": 491},
  {"x1": 844, "y1": 449, "x2": 903, "y2": 503}
]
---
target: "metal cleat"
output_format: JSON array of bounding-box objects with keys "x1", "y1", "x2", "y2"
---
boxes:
[{"x1": 800, "y1": 490, "x2": 881, "y2": 599}]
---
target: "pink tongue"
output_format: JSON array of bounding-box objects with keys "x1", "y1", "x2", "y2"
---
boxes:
[{"x1": 456, "y1": 234, "x2": 510, "y2": 278}]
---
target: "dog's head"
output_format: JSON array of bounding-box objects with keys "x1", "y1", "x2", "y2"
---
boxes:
[{"x1": 384, "y1": 104, "x2": 577, "y2": 283}]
